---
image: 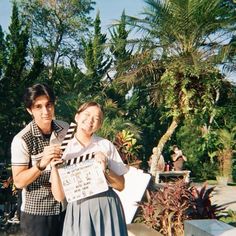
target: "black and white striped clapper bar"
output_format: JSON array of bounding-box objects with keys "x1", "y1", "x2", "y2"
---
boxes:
[
  {"x1": 57, "y1": 122, "x2": 77, "y2": 168},
  {"x1": 59, "y1": 122, "x2": 95, "y2": 167},
  {"x1": 60, "y1": 122, "x2": 77, "y2": 153}
]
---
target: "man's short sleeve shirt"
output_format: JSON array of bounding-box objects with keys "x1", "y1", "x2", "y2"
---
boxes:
[{"x1": 11, "y1": 120, "x2": 69, "y2": 215}]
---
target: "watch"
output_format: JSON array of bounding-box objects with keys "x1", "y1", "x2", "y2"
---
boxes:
[
  {"x1": 36, "y1": 160, "x2": 46, "y2": 171},
  {"x1": 105, "y1": 166, "x2": 110, "y2": 176}
]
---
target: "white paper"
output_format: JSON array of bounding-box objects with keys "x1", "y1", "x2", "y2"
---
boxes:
[
  {"x1": 115, "y1": 166, "x2": 151, "y2": 224},
  {"x1": 58, "y1": 159, "x2": 108, "y2": 202}
]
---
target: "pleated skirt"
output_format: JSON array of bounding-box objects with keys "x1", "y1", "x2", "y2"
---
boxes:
[{"x1": 62, "y1": 188, "x2": 128, "y2": 236}]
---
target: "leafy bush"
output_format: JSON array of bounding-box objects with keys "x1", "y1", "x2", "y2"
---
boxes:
[
  {"x1": 113, "y1": 130, "x2": 141, "y2": 165},
  {"x1": 190, "y1": 182, "x2": 225, "y2": 219},
  {"x1": 219, "y1": 210, "x2": 236, "y2": 227},
  {"x1": 135, "y1": 179, "x2": 224, "y2": 236}
]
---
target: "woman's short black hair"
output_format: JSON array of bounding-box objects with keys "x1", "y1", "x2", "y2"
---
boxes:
[{"x1": 23, "y1": 83, "x2": 55, "y2": 109}]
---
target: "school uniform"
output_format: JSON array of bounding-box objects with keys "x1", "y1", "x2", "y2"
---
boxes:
[{"x1": 62, "y1": 135, "x2": 129, "y2": 236}]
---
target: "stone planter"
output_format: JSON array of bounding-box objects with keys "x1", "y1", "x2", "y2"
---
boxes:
[{"x1": 216, "y1": 176, "x2": 228, "y2": 186}]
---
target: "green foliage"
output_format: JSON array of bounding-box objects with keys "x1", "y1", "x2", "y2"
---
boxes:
[
  {"x1": 138, "y1": 0, "x2": 233, "y2": 57},
  {"x1": 114, "y1": 0, "x2": 236, "y2": 170},
  {"x1": 113, "y1": 130, "x2": 141, "y2": 164},
  {"x1": 83, "y1": 12, "x2": 109, "y2": 78},
  {"x1": 0, "y1": 2, "x2": 30, "y2": 162},
  {"x1": 215, "y1": 127, "x2": 236, "y2": 177},
  {"x1": 175, "y1": 120, "x2": 219, "y2": 180},
  {"x1": 0, "y1": 26, "x2": 6, "y2": 78},
  {"x1": 97, "y1": 99, "x2": 141, "y2": 142},
  {"x1": 158, "y1": 62, "x2": 223, "y2": 120},
  {"x1": 124, "y1": 90, "x2": 167, "y2": 160},
  {"x1": 1, "y1": 0, "x2": 236, "y2": 174},
  {"x1": 219, "y1": 210, "x2": 236, "y2": 227},
  {"x1": 82, "y1": 13, "x2": 112, "y2": 97},
  {"x1": 18, "y1": 0, "x2": 95, "y2": 82},
  {"x1": 216, "y1": 128, "x2": 236, "y2": 151},
  {"x1": 109, "y1": 10, "x2": 132, "y2": 65}
]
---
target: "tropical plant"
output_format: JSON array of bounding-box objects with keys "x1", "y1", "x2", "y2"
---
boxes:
[
  {"x1": 116, "y1": 0, "x2": 236, "y2": 177},
  {"x1": 215, "y1": 127, "x2": 236, "y2": 178},
  {"x1": 190, "y1": 182, "x2": 225, "y2": 219},
  {"x1": 109, "y1": 10, "x2": 132, "y2": 70},
  {"x1": 113, "y1": 130, "x2": 141, "y2": 165},
  {"x1": 135, "y1": 179, "x2": 225, "y2": 236},
  {"x1": 135, "y1": 179, "x2": 193, "y2": 236},
  {"x1": 219, "y1": 210, "x2": 236, "y2": 227}
]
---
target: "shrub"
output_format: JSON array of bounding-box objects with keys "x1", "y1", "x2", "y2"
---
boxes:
[
  {"x1": 219, "y1": 210, "x2": 236, "y2": 227},
  {"x1": 135, "y1": 179, "x2": 224, "y2": 236},
  {"x1": 113, "y1": 130, "x2": 141, "y2": 165},
  {"x1": 190, "y1": 182, "x2": 225, "y2": 219}
]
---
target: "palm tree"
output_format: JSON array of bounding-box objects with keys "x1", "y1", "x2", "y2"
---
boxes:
[
  {"x1": 115, "y1": 0, "x2": 235, "y2": 176},
  {"x1": 216, "y1": 127, "x2": 236, "y2": 179}
]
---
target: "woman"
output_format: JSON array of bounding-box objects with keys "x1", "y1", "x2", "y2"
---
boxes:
[
  {"x1": 171, "y1": 145, "x2": 187, "y2": 171},
  {"x1": 51, "y1": 102, "x2": 129, "y2": 236},
  {"x1": 11, "y1": 83, "x2": 69, "y2": 236}
]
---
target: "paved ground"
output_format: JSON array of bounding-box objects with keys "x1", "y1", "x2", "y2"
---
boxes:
[{"x1": 211, "y1": 185, "x2": 236, "y2": 211}]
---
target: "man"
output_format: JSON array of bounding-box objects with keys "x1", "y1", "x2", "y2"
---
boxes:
[{"x1": 11, "y1": 83, "x2": 69, "y2": 236}]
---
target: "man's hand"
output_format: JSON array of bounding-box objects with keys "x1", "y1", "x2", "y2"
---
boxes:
[{"x1": 40, "y1": 144, "x2": 62, "y2": 169}]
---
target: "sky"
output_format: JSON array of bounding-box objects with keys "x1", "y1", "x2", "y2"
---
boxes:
[
  {"x1": 0, "y1": 0, "x2": 145, "y2": 34},
  {"x1": 0, "y1": 0, "x2": 235, "y2": 83}
]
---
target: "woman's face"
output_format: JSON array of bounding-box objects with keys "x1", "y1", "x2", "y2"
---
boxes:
[
  {"x1": 75, "y1": 105, "x2": 102, "y2": 135},
  {"x1": 27, "y1": 95, "x2": 55, "y2": 128},
  {"x1": 173, "y1": 147, "x2": 179, "y2": 153}
]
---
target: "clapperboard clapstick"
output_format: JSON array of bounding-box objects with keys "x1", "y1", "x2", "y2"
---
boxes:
[
  {"x1": 60, "y1": 122, "x2": 77, "y2": 152},
  {"x1": 59, "y1": 122, "x2": 95, "y2": 167},
  {"x1": 57, "y1": 122, "x2": 76, "y2": 168}
]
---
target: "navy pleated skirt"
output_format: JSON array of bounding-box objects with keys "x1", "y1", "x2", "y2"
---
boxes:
[{"x1": 62, "y1": 188, "x2": 128, "y2": 236}]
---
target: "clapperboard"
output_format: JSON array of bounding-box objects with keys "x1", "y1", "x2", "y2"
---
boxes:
[
  {"x1": 57, "y1": 123, "x2": 108, "y2": 202},
  {"x1": 60, "y1": 122, "x2": 77, "y2": 153}
]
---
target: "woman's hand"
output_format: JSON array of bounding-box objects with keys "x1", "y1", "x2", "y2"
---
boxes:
[
  {"x1": 94, "y1": 151, "x2": 107, "y2": 172},
  {"x1": 50, "y1": 158, "x2": 64, "y2": 169}
]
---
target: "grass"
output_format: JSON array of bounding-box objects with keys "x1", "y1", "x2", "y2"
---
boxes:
[{"x1": 219, "y1": 210, "x2": 236, "y2": 227}]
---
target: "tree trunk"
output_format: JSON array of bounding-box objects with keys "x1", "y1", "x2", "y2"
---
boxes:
[
  {"x1": 150, "y1": 118, "x2": 179, "y2": 176},
  {"x1": 223, "y1": 149, "x2": 233, "y2": 181}
]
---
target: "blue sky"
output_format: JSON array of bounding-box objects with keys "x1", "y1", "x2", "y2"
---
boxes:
[
  {"x1": 0, "y1": 0, "x2": 145, "y2": 33},
  {"x1": 0, "y1": 0, "x2": 235, "y2": 82},
  {"x1": 0, "y1": 0, "x2": 11, "y2": 32}
]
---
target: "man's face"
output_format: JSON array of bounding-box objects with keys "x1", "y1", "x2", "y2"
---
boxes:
[{"x1": 27, "y1": 95, "x2": 55, "y2": 128}]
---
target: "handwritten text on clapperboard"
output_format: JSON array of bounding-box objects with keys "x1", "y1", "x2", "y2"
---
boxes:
[{"x1": 58, "y1": 159, "x2": 108, "y2": 202}]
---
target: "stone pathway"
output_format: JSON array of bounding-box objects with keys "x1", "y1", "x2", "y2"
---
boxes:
[{"x1": 211, "y1": 185, "x2": 236, "y2": 211}]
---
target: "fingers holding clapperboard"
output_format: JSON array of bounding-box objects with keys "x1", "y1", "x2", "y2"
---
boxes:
[{"x1": 94, "y1": 151, "x2": 108, "y2": 172}]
